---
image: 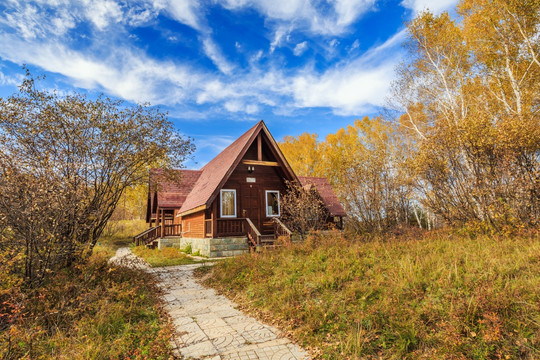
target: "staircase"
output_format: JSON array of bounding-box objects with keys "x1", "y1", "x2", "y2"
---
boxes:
[
  {"x1": 133, "y1": 224, "x2": 182, "y2": 248},
  {"x1": 245, "y1": 217, "x2": 292, "y2": 251}
]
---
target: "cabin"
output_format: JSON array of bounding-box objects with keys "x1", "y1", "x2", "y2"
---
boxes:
[{"x1": 134, "y1": 120, "x2": 346, "y2": 257}]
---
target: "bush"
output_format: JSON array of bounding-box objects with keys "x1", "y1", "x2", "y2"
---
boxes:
[{"x1": 0, "y1": 251, "x2": 173, "y2": 359}]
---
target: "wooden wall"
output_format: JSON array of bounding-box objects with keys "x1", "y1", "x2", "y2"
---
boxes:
[
  {"x1": 180, "y1": 211, "x2": 205, "y2": 238},
  {"x1": 220, "y1": 133, "x2": 289, "y2": 234}
]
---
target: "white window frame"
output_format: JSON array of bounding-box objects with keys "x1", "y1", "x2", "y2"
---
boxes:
[
  {"x1": 265, "y1": 190, "x2": 280, "y2": 217},
  {"x1": 220, "y1": 189, "x2": 237, "y2": 218}
]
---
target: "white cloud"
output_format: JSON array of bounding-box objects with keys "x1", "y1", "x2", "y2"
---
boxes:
[
  {"x1": 202, "y1": 37, "x2": 235, "y2": 75},
  {"x1": 401, "y1": 0, "x2": 458, "y2": 14},
  {"x1": 82, "y1": 0, "x2": 123, "y2": 30},
  {"x1": 0, "y1": 71, "x2": 23, "y2": 86},
  {"x1": 158, "y1": 0, "x2": 203, "y2": 30},
  {"x1": 0, "y1": 32, "x2": 204, "y2": 105},
  {"x1": 293, "y1": 41, "x2": 308, "y2": 56},
  {"x1": 0, "y1": 0, "x2": 409, "y2": 118},
  {"x1": 289, "y1": 31, "x2": 407, "y2": 115},
  {"x1": 219, "y1": 0, "x2": 375, "y2": 36}
]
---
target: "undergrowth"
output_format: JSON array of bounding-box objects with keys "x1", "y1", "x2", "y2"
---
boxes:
[
  {"x1": 200, "y1": 230, "x2": 540, "y2": 359},
  {"x1": 0, "y1": 249, "x2": 174, "y2": 359},
  {"x1": 97, "y1": 219, "x2": 148, "y2": 257}
]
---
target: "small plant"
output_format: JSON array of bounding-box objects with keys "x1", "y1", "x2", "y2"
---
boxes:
[{"x1": 183, "y1": 243, "x2": 192, "y2": 254}]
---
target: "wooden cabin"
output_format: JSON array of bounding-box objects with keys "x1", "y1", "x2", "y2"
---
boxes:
[{"x1": 135, "y1": 120, "x2": 346, "y2": 256}]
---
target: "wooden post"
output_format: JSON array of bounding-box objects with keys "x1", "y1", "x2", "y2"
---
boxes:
[
  {"x1": 160, "y1": 209, "x2": 164, "y2": 237},
  {"x1": 211, "y1": 201, "x2": 217, "y2": 238},
  {"x1": 257, "y1": 133, "x2": 262, "y2": 161}
]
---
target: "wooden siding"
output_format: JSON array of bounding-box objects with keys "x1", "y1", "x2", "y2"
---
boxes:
[
  {"x1": 180, "y1": 210, "x2": 206, "y2": 238},
  {"x1": 220, "y1": 133, "x2": 287, "y2": 234}
]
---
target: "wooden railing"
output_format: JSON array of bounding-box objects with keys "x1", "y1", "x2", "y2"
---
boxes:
[
  {"x1": 216, "y1": 218, "x2": 245, "y2": 236},
  {"x1": 245, "y1": 218, "x2": 261, "y2": 248},
  {"x1": 134, "y1": 226, "x2": 159, "y2": 246},
  {"x1": 272, "y1": 218, "x2": 292, "y2": 240},
  {"x1": 162, "y1": 224, "x2": 182, "y2": 237},
  {"x1": 133, "y1": 224, "x2": 182, "y2": 246}
]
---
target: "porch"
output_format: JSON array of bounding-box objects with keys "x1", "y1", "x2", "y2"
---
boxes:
[{"x1": 134, "y1": 217, "x2": 291, "y2": 252}]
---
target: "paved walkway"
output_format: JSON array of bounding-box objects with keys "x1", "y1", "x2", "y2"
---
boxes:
[{"x1": 112, "y1": 248, "x2": 310, "y2": 360}]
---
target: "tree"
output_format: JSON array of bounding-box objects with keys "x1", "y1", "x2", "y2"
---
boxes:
[
  {"x1": 0, "y1": 73, "x2": 195, "y2": 285},
  {"x1": 279, "y1": 133, "x2": 325, "y2": 177},
  {"x1": 280, "y1": 181, "x2": 328, "y2": 238},
  {"x1": 280, "y1": 117, "x2": 413, "y2": 233},
  {"x1": 391, "y1": 0, "x2": 539, "y2": 228}
]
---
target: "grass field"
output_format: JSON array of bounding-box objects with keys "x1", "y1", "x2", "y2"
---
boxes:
[{"x1": 199, "y1": 230, "x2": 540, "y2": 359}]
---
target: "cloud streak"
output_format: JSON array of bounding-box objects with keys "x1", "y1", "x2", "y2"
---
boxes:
[{"x1": 0, "y1": 0, "x2": 414, "y2": 118}]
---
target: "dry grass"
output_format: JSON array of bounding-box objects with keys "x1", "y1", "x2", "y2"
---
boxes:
[
  {"x1": 0, "y1": 220, "x2": 175, "y2": 360},
  {"x1": 200, "y1": 230, "x2": 540, "y2": 359},
  {"x1": 132, "y1": 246, "x2": 199, "y2": 267},
  {"x1": 96, "y1": 219, "x2": 148, "y2": 257}
]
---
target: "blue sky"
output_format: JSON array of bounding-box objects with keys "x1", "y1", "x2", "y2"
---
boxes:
[{"x1": 0, "y1": 0, "x2": 457, "y2": 168}]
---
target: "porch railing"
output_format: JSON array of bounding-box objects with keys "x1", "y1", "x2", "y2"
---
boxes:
[
  {"x1": 272, "y1": 217, "x2": 292, "y2": 240},
  {"x1": 134, "y1": 226, "x2": 159, "y2": 246},
  {"x1": 216, "y1": 218, "x2": 245, "y2": 236},
  {"x1": 245, "y1": 218, "x2": 261, "y2": 247},
  {"x1": 162, "y1": 224, "x2": 182, "y2": 237},
  {"x1": 133, "y1": 224, "x2": 182, "y2": 246}
]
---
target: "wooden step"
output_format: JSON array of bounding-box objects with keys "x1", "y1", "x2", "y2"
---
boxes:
[{"x1": 260, "y1": 234, "x2": 276, "y2": 244}]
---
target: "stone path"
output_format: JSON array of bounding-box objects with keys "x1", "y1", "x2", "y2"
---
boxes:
[{"x1": 112, "y1": 248, "x2": 310, "y2": 360}]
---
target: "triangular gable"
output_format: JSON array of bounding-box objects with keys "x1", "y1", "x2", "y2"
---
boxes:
[{"x1": 178, "y1": 120, "x2": 298, "y2": 216}]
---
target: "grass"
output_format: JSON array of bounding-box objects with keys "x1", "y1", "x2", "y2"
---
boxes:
[
  {"x1": 132, "y1": 246, "x2": 200, "y2": 267},
  {"x1": 96, "y1": 219, "x2": 148, "y2": 257},
  {"x1": 198, "y1": 230, "x2": 540, "y2": 359},
  {"x1": 0, "y1": 249, "x2": 174, "y2": 360}
]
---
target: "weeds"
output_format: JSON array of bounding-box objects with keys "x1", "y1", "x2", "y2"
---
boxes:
[
  {"x1": 0, "y1": 249, "x2": 173, "y2": 359},
  {"x1": 201, "y1": 231, "x2": 540, "y2": 359}
]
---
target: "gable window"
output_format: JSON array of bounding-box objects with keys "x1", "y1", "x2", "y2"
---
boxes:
[
  {"x1": 220, "y1": 189, "x2": 237, "y2": 217},
  {"x1": 266, "y1": 190, "x2": 280, "y2": 217}
]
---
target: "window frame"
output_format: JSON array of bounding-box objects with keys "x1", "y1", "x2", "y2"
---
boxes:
[
  {"x1": 265, "y1": 190, "x2": 280, "y2": 217},
  {"x1": 220, "y1": 189, "x2": 237, "y2": 218}
]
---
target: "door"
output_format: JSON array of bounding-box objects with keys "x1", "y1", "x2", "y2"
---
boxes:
[{"x1": 241, "y1": 184, "x2": 260, "y2": 230}]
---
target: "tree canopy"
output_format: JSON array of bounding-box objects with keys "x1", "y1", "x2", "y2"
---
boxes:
[
  {"x1": 0, "y1": 73, "x2": 195, "y2": 284},
  {"x1": 281, "y1": 0, "x2": 539, "y2": 232}
]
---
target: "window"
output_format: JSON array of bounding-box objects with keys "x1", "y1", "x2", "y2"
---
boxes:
[
  {"x1": 220, "y1": 189, "x2": 236, "y2": 217},
  {"x1": 265, "y1": 190, "x2": 280, "y2": 217}
]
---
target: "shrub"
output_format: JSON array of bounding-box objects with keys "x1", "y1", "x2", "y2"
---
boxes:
[{"x1": 0, "y1": 251, "x2": 173, "y2": 359}]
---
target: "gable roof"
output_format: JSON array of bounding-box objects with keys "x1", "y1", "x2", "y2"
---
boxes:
[
  {"x1": 149, "y1": 169, "x2": 202, "y2": 210},
  {"x1": 298, "y1": 176, "x2": 347, "y2": 217},
  {"x1": 178, "y1": 120, "x2": 298, "y2": 215}
]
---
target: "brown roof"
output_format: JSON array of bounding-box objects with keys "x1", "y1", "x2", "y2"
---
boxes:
[
  {"x1": 149, "y1": 169, "x2": 202, "y2": 209},
  {"x1": 147, "y1": 121, "x2": 345, "y2": 219},
  {"x1": 298, "y1": 176, "x2": 347, "y2": 217},
  {"x1": 178, "y1": 121, "x2": 262, "y2": 213}
]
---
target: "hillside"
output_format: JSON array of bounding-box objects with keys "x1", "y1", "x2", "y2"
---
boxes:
[{"x1": 200, "y1": 231, "x2": 540, "y2": 359}]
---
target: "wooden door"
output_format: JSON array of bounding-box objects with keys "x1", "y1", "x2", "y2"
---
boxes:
[{"x1": 241, "y1": 184, "x2": 260, "y2": 230}]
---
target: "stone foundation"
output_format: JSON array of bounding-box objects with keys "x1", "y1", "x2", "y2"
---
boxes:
[{"x1": 157, "y1": 236, "x2": 249, "y2": 258}]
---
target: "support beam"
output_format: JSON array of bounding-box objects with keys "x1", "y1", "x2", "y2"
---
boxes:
[
  {"x1": 242, "y1": 160, "x2": 279, "y2": 166},
  {"x1": 160, "y1": 209, "x2": 164, "y2": 237}
]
